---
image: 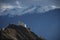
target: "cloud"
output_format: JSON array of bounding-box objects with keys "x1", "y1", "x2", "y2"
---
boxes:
[
  {"x1": 15, "y1": 1, "x2": 22, "y2": 8},
  {"x1": 0, "y1": 2, "x2": 22, "y2": 12},
  {"x1": 0, "y1": 4, "x2": 13, "y2": 12},
  {"x1": 1, "y1": 4, "x2": 14, "y2": 9}
]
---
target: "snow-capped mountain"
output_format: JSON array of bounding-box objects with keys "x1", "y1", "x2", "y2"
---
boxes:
[{"x1": 0, "y1": 5, "x2": 60, "y2": 16}]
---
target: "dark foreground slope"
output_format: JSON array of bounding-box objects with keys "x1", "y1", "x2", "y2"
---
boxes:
[{"x1": 0, "y1": 24, "x2": 45, "y2": 40}]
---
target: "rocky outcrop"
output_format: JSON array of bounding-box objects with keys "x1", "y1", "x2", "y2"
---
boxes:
[{"x1": 0, "y1": 24, "x2": 45, "y2": 40}]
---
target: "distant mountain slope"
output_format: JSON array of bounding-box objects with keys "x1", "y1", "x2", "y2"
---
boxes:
[
  {"x1": 0, "y1": 5, "x2": 60, "y2": 16},
  {"x1": 0, "y1": 24, "x2": 45, "y2": 40}
]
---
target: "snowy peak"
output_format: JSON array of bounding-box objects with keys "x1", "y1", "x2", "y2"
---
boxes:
[{"x1": 0, "y1": 5, "x2": 60, "y2": 16}]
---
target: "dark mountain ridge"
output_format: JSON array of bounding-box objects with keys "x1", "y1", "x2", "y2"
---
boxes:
[{"x1": 0, "y1": 24, "x2": 45, "y2": 40}]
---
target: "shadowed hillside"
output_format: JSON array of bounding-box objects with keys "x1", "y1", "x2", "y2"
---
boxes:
[{"x1": 0, "y1": 24, "x2": 45, "y2": 40}]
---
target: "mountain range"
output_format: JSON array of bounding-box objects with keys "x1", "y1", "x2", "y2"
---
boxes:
[{"x1": 0, "y1": 6, "x2": 60, "y2": 16}]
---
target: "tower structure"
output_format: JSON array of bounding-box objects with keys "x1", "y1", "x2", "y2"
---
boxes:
[{"x1": 18, "y1": 21, "x2": 27, "y2": 27}]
